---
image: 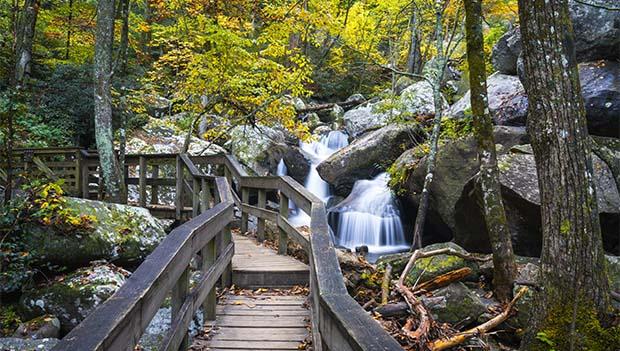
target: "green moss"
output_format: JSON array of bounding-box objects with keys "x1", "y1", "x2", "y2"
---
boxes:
[
  {"x1": 560, "y1": 219, "x2": 571, "y2": 236},
  {"x1": 440, "y1": 115, "x2": 473, "y2": 140},
  {"x1": 0, "y1": 305, "x2": 21, "y2": 336},
  {"x1": 531, "y1": 301, "x2": 620, "y2": 351}
]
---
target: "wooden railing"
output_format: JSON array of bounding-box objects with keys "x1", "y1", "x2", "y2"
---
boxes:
[{"x1": 7, "y1": 149, "x2": 401, "y2": 351}]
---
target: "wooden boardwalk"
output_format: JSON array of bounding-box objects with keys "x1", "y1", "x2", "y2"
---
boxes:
[
  {"x1": 231, "y1": 233, "x2": 309, "y2": 289},
  {"x1": 194, "y1": 294, "x2": 311, "y2": 350}
]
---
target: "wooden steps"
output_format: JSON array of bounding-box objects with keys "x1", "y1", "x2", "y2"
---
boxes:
[
  {"x1": 194, "y1": 294, "x2": 311, "y2": 351},
  {"x1": 232, "y1": 233, "x2": 309, "y2": 289}
]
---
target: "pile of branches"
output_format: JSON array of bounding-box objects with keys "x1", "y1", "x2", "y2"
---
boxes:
[{"x1": 340, "y1": 248, "x2": 527, "y2": 351}]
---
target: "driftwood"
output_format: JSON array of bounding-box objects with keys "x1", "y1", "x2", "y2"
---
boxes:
[
  {"x1": 427, "y1": 287, "x2": 528, "y2": 351},
  {"x1": 412, "y1": 267, "x2": 472, "y2": 294},
  {"x1": 296, "y1": 96, "x2": 365, "y2": 114},
  {"x1": 381, "y1": 264, "x2": 393, "y2": 305}
]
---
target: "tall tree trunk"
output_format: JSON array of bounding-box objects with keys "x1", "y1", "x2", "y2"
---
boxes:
[
  {"x1": 14, "y1": 0, "x2": 39, "y2": 86},
  {"x1": 3, "y1": 105, "x2": 14, "y2": 204},
  {"x1": 94, "y1": 0, "x2": 123, "y2": 203},
  {"x1": 406, "y1": 7, "x2": 422, "y2": 74},
  {"x1": 464, "y1": 0, "x2": 516, "y2": 302},
  {"x1": 118, "y1": 0, "x2": 130, "y2": 73},
  {"x1": 65, "y1": 0, "x2": 73, "y2": 60},
  {"x1": 517, "y1": 0, "x2": 611, "y2": 349},
  {"x1": 411, "y1": 0, "x2": 446, "y2": 250}
]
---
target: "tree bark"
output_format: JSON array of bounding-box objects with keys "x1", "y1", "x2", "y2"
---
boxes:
[
  {"x1": 517, "y1": 0, "x2": 611, "y2": 348},
  {"x1": 406, "y1": 7, "x2": 422, "y2": 74},
  {"x1": 464, "y1": 0, "x2": 516, "y2": 302},
  {"x1": 118, "y1": 0, "x2": 130, "y2": 73},
  {"x1": 14, "y1": 0, "x2": 39, "y2": 86},
  {"x1": 94, "y1": 0, "x2": 123, "y2": 203},
  {"x1": 65, "y1": 0, "x2": 73, "y2": 60}
]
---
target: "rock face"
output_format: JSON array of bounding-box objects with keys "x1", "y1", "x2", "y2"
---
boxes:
[
  {"x1": 317, "y1": 124, "x2": 424, "y2": 196},
  {"x1": 262, "y1": 143, "x2": 310, "y2": 184},
  {"x1": 580, "y1": 60, "x2": 620, "y2": 137},
  {"x1": 422, "y1": 282, "x2": 488, "y2": 325},
  {"x1": 342, "y1": 101, "x2": 391, "y2": 137},
  {"x1": 20, "y1": 264, "x2": 129, "y2": 333},
  {"x1": 12, "y1": 315, "x2": 61, "y2": 339},
  {"x1": 127, "y1": 117, "x2": 226, "y2": 156},
  {"x1": 492, "y1": 1, "x2": 620, "y2": 73},
  {"x1": 0, "y1": 338, "x2": 59, "y2": 351},
  {"x1": 22, "y1": 197, "x2": 167, "y2": 268},
  {"x1": 400, "y1": 80, "x2": 449, "y2": 118},
  {"x1": 454, "y1": 147, "x2": 620, "y2": 256},
  {"x1": 402, "y1": 126, "x2": 529, "y2": 241},
  {"x1": 448, "y1": 73, "x2": 528, "y2": 126}
]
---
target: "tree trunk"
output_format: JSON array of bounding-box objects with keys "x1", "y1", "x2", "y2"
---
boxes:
[
  {"x1": 94, "y1": 0, "x2": 123, "y2": 203},
  {"x1": 14, "y1": 0, "x2": 39, "y2": 86},
  {"x1": 406, "y1": 7, "x2": 422, "y2": 74},
  {"x1": 464, "y1": 0, "x2": 516, "y2": 302},
  {"x1": 517, "y1": 0, "x2": 611, "y2": 349},
  {"x1": 118, "y1": 0, "x2": 130, "y2": 73},
  {"x1": 411, "y1": 0, "x2": 446, "y2": 250},
  {"x1": 65, "y1": 0, "x2": 73, "y2": 60}
]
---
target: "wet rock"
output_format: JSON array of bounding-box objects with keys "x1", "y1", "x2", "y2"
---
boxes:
[
  {"x1": 342, "y1": 101, "x2": 391, "y2": 137},
  {"x1": 449, "y1": 73, "x2": 528, "y2": 126},
  {"x1": 455, "y1": 148, "x2": 620, "y2": 256},
  {"x1": 0, "y1": 338, "x2": 58, "y2": 351},
  {"x1": 262, "y1": 143, "x2": 310, "y2": 184},
  {"x1": 317, "y1": 104, "x2": 344, "y2": 124},
  {"x1": 491, "y1": 27, "x2": 522, "y2": 75},
  {"x1": 20, "y1": 263, "x2": 129, "y2": 333},
  {"x1": 22, "y1": 197, "x2": 167, "y2": 268},
  {"x1": 12, "y1": 315, "x2": 61, "y2": 339},
  {"x1": 402, "y1": 126, "x2": 529, "y2": 240},
  {"x1": 579, "y1": 60, "x2": 620, "y2": 137},
  {"x1": 422, "y1": 282, "x2": 487, "y2": 325},
  {"x1": 317, "y1": 124, "x2": 424, "y2": 196},
  {"x1": 400, "y1": 80, "x2": 448, "y2": 119}
]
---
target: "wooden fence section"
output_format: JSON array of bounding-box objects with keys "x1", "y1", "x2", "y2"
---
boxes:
[{"x1": 8, "y1": 148, "x2": 402, "y2": 351}]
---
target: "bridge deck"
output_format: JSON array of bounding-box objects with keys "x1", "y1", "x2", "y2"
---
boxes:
[
  {"x1": 232, "y1": 233, "x2": 309, "y2": 289},
  {"x1": 193, "y1": 294, "x2": 311, "y2": 350}
]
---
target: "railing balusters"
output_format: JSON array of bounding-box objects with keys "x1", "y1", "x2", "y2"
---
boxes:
[
  {"x1": 151, "y1": 165, "x2": 160, "y2": 205},
  {"x1": 201, "y1": 239, "x2": 217, "y2": 321},
  {"x1": 192, "y1": 178, "x2": 200, "y2": 218},
  {"x1": 257, "y1": 189, "x2": 267, "y2": 242},
  {"x1": 278, "y1": 193, "x2": 289, "y2": 255},
  {"x1": 175, "y1": 156, "x2": 184, "y2": 220},
  {"x1": 240, "y1": 187, "x2": 249, "y2": 233},
  {"x1": 139, "y1": 156, "x2": 147, "y2": 207},
  {"x1": 172, "y1": 267, "x2": 190, "y2": 351},
  {"x1": 221, "y1": 225, "x2": 233, "y2": 287}
]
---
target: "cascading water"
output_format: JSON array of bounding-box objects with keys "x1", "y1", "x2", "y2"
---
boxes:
[
  {"x1": 329, "y1": 173, "x2": 409, "y2": 258},
  {"x1": 276, "y1": 159, "x2": 288, "y2": 176}
]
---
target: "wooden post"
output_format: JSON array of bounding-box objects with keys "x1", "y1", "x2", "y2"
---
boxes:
[
  {"x1": 257, "y1": 189, "x2": 266, "y2": 242},
  {"x1": 279, "y1": 193, "x2": 289, "y2": 255},
  {"x1": 75, "y1": 150, "x2": 82, "y2": 197},
  {"x1": 139, "y1": 156, "x2": 147, "y2": 207},
  {"x1": 81, "y1": 161, "x2": 90, "y2": 199},
  {"x1": 151, "y1": 165, "x2": 159, "y2": 205},
  {"x1": 221, "y1": 225, "x2": 233, "y2": 287},
  {"x1": 172, "y1": 267, "x2": 189, "y2": 350},
  {"x1": 224, "y1": 166, "x2": 232, "y2": 185},
  {"x1": 240, "y1": 187, "x2": 249, "y2": 233},
  {"x1": 175, "y1": 156, "x2": 183, "y2": 221},
  {"x1": 200, "y1": 178, "x2": 211, "y2": 213},
  {"x1": 201, "y1": 239, "x2": 216, "y2": 321},
  {"x1": 192, "y1": 178, "x2": 200, "y2": 218}
]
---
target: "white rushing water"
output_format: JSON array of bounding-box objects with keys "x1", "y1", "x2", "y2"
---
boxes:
[{"x1": 330, "y1": 173, "x2": 409, "y2": 255}]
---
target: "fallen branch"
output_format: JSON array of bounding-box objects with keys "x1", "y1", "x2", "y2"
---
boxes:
[
  {"x1": 381, "y1": 264, "x2": 393, "y2": 305},
  {"x1": 612, "y1": 290, "x2": 620, "y2": 302},
  {"x1": 427, "y1": 287, "x2": 528, "y2": 351},
  {"x1": 412, "y1": 267, "x2": 472, "y2": 294},
  {"x1": 296, "y1": 96, "x2": 365, "y2": 114}
]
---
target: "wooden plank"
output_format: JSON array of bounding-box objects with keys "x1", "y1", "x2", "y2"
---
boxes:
[
  {"x1": 278, "y1": 194, "x2": 289, "y2": 255},
  {"x1": 277, "y1": 216, "x2": 310, "y2": 252},
  {"x1": 207, "y1": 340, "x2": 304, "y2": 349},
  {"x1": 257, "y1": 188, "x2": 267, "y2": 242},
  {"x1": 215, "y1": 316, "x2": 308, "y2": 328},
  {"x1": 210, "y1": 328, "x2": 308, "y2": 340},
  {"x1": 171, "y1": 267, "x2": 190, "y2": 350},
  {"x1": 139, "y1": 156, "x2": 147, "y2": 207},
  {"x1": 240, "y1": 187, "x2": 249, "y2": 233},
  {"x1": 241, "y1": 204, "x2": 278, "y2": 223}
]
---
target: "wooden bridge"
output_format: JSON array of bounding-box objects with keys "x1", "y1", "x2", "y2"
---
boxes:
[{"x1": 4, "y1": 148, "x2": 403, "y2": 351}]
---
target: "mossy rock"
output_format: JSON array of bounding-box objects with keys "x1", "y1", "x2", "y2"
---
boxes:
[
  {"x1": 22, "y1": 197, "x2": 167, "y2": 268},
  {"x1": 422, "y1": 282, "x2": 487, "y2": 325},
  {"x1": 12, "y1": 315, "x2": 60, "y2": 339},
  {"x1": 19, "y1": 263, "x2": 129, "y2": 333},
  {"x1": 376, "y1": 242, "x2": 481, "y2": 285}
]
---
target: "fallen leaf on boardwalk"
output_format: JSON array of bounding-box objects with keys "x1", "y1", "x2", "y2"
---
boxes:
[{"x1": 232, "y1": 301, "x2": 256, "y2": 308}]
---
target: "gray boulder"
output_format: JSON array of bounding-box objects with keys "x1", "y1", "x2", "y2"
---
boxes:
[
  {"x1": 12, "y1": 315, "x2": 61, "y2": 339},
  {"x1": 342, "y1": 101, "x2": 392, "y2": 137},
  {"x1": 20, "y1": 263, "x2": 129, "y2": 333},
  {"x1": 22, "y1": 197, "x2": 167, "y2": 268},
  {"x1": 262, "y1": 143, "x2": 310, "y2": 184},
  {"x1": 317, "y1": 104, "x2": 344, "y2": 124},
  {"x1": 449, "y1": 73, "x2": 528, "y2": 126},
  {"x1": 317, "y1": 124, "x2": 424, "y2": 196},
  {"x1": 492, "y1": 1, "x2": 620, "y2": 73},
  {"x1": 142, "y1": 94, "x2": 171, "y2": 118},
  {"x1": 0, "y1": 338, "x2": 58, "y2": 351},
  {"x1": 402, "y1": 126, "x2": 529, "y2": 240},
  {"x1": 580, "y1": 60, "x2": 620, "y2": 137},
  {"x1": 400, "y1": 80, "x2": 448, "y2": 118},
  {"x1": 454, "y1": 147, "x2": 620, "y2": 256},
  {"x1": 422, "y1": 282, "x2": 488, "y2": 325}
]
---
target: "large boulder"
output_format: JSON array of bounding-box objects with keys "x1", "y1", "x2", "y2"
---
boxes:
[
  {"x1": 127, "y1": 117, "x2": 225, "y2": 156},
  {"x1": 400, "y1": 80, "x2": 449, "y2": 118},
  {"x1": 491, "y1": 1, "x2": 620, "y2": 73},
  {"x1": 402, "y1": 126, "x2": 529, "y2": 240},
  {"x1": 22, "y1": 197, "x2": 167, "y2": 268},
  {"x1": 20, "y1": 263, "x2": 129, "y2": 333},
  {"x1": 342, "y1": 101, "x2": 392, "y2": 137},
  {"x1": 580, "y1": 60, "x2": 620, "y2": 137},
  {"x1": 226, "y1": 125, "x2": 305, "y2": 176},
  {"x1": 449, "y1": 73, "x2": 528, "y2": 126},
  {"x1": 317, "y1": 124, "x2": 424, "y2": 196},
  {"x1": 12, "y1": 315, "x2": 61, "y2": 339},
  {"x1": 422, "y1": 282, "x2": 488, "y2": 325},
  {"x1": 261, "y1": 143, "x2": 310, "y2": 184},
  {"x1": 454, "y1": 146, "x2": 620, "y2": 256}
]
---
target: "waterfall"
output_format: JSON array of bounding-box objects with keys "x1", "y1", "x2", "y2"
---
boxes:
[
  {"x1": 330, "y1": 173, "x2": 409, "y2": 255},
  {"x1": 276, "y1": 159, "x2": 287, "y2": 176}
]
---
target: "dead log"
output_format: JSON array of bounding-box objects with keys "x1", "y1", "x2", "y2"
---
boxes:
[
  {"x1": 296, "y1": 96, "x2": 365, "y2": 114},
  {"x1": 381, "y1": 264, "x2": 393, "y2": 305},
  {"x1": 412, "y1": 267, "x2": 472, "y2": 294},
  {"x1": 427, "y1": 287, "x2": 528, "y2": 351}
]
